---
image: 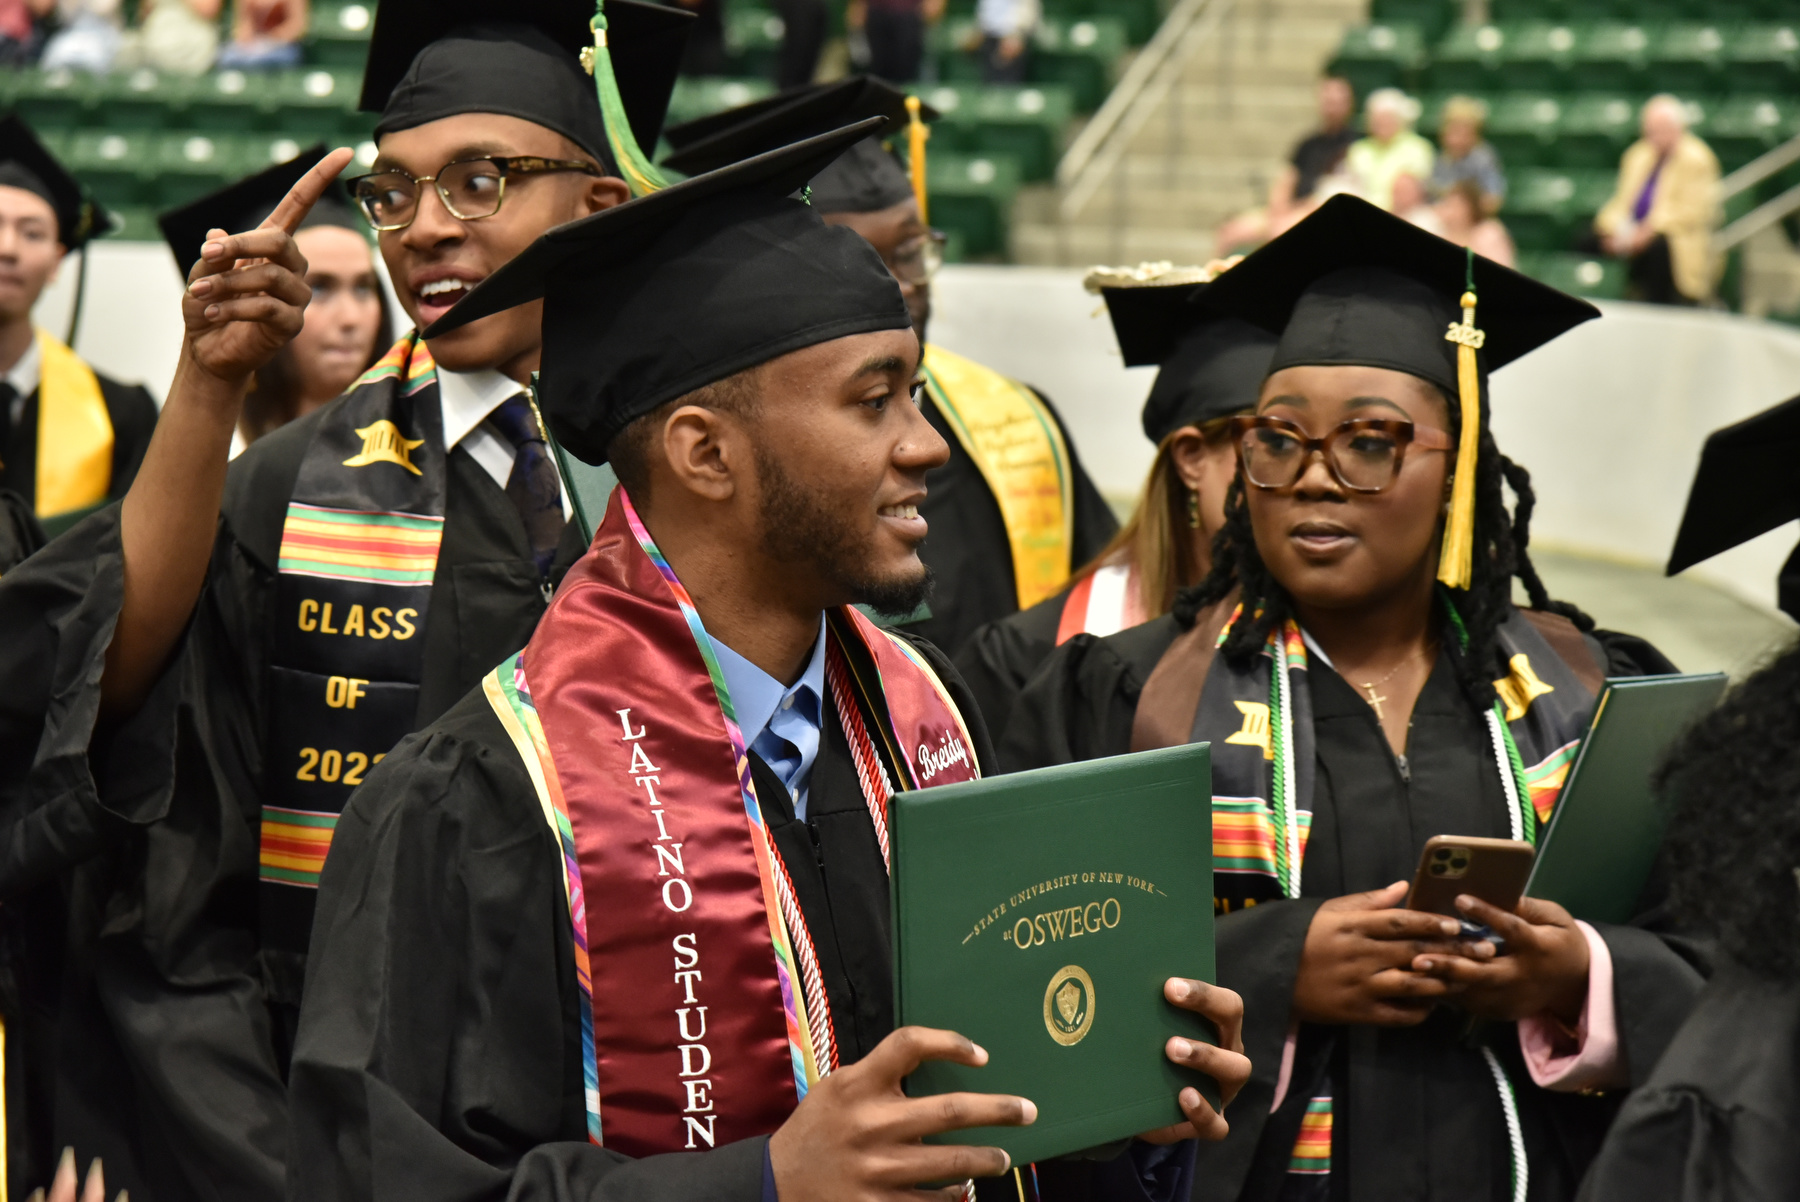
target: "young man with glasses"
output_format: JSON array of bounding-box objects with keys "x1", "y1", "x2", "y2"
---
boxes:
[
  {"x1": 5, "y1": 2, "x2": 690, "y2": 1198},
  {"x1": 663, "y1": 77, "x2": 1120, "y2": 660}
]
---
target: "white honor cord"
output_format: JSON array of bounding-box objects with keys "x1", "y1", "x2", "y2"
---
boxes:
[
  {"x1": 1481, "y1": 1045, "x2": 1529, "y2": 1202},
  {"x1": 1485, "y1": 708, "x2": 1524, "y2": 842}
]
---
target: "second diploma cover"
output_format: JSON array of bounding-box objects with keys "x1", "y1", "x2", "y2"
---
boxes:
[{"x1": 891, "y1": 743, "x2": 1215, "y2": 1165}]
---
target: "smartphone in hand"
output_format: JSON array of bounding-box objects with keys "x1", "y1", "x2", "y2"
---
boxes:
[{"x1": 1406, "y1": 835, "x2": 1535, "y2": 918}]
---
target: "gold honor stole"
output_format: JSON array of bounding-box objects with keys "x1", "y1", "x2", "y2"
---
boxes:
[
  {"x1": 258, "y1": 334, "x2": 445, "y2": 955},
  {"x1": 920, "y1": 344, "x2": 1075, "y2": 610},
  {"x1": 484, "y1": 488, "x2": 978, "y2": 1156},
  {"x1": 33, "y1": 328, "x2": 113, "y2": 518}
]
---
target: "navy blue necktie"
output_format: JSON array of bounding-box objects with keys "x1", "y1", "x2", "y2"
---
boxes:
[{"x1": 487, "y1": 394, "x2": 565, "y2": 576}]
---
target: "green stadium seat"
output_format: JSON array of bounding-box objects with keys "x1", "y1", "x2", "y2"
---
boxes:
[
  {"x1": 106, "y1": 205, "x2": 162, "y2": 243},
  {"x1": 1328, "y1": 23, "x2": 1428, "y2": 98},
  {"x1": 186, "y1": 68, "x2": 276, "y2": 133},
  {"x1": 1520, "y1": 250, "x2": 1626, "y2": 299},
  {"x1": 1724, "y1": 25, "x2": 1800, "y2": 95},
  {"x1": 93, "y1": 68, "x2": 196, "y2": 132},
  {"x1": 150, "y1": 132, "x2": 244, "y2": 205},
  {"x1": 926, "y1": 152, "x2": 1022, "y2": 257},
  {"x1": 1557, "y1": 92, "x2": 1637, "y2": 170},
  {"x1": 925, "y1": 83, "x2": 1072, "y2": 182},
  {"x1": 1029, "y1": 17, "x2": 1128, "y2": 112},
  {"x1": 1496, "y1": 22, "x2": 1578, "y2": 92},
  {"x1": 1647, "y1": 24, "x2": 1725, "y2": 97},
  {"x1": 722, "y1": 6, "x2": 785, "y2": 77},
  {"x1": 63, "y1": 128, "x2": 155, "y2": 208},
  {"x1": 306, "y1": 2, "x2": 374, "y2": 71},
  {"x1": 12, "y1": 68, "x2": 97, "y2": 134},
  {"x1": 1429, "y1": 23, "x2": 1507, "y2": 93},
  {"x1": 1369, "y1": 0, "x2": 1456, "y2": 43},
  {"x1": 1503, "y1": 166, "x2": 1578, "y2": 250},
  {"x1": 1067, "y1": 0, "x2": 1157, "y2": 47},
  {"x1": 662, "y1": 78, "x2": 776, "y2": 129},
  {"x1": 1701, "y1": 96, "x2": 1794, "y2": 173},
  {"x1": 1569, "y1": 24, "x2": 1650, "y2": 95},
  {"x1": 1483, "y1": 92, "x2": 1562, "y2": 170},
  {"x1": 1568, "y1": 168, "x2": 1617, "y2": 222},
  {"x1": 269, "y1": 69, "x2": 365, "y2": 140}
]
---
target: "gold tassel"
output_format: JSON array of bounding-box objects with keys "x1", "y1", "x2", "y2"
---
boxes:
[
  {"x1": 1439, "y1": 289, "x2": 1485, "y2": 589},
  {"x1": 905, "y1": 94, "x2": 929, "y2": 223}
]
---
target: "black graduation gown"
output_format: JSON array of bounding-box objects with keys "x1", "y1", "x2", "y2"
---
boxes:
[
  {"x1": 908, "y1": 390, "x2": 1117, "y2": 659},
  {"x1": 1575, "y1": 962, "x2": 1800, "y2": 1202},
  {"x1": 0, "y1": 372, "x2": 159, "y2": 514},
  {"x1": 286, "y1": 633, "x2": 996, "y2": 1202},
  {"x1": 0, "y1": 487, "x2": 42, "y2": 571},
  {"x1": 0, "y1": 397, "x2": 584, "y2": 1202},
  {"x1": 1000, "y1": 616, "x2": 1711, "y2": 1202},
  {"x1": 952, "y1": 583, "x2": 1071, "y2": 739}
]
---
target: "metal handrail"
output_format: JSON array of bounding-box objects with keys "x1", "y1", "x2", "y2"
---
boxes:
[
  {"x1": 1715, "y1": 179, "x2": 1800, "y2": 254},
  {"x1": 1055, "y1": 0, "x2": 1234, "y2": 221},
  {"x1": 1718, "y1": 131, "x2": 1800, "y2": 205}
]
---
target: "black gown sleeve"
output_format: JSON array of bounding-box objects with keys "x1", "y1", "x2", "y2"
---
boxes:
[
  {"x1": 1587, "y1": 627, "x2": 1680, "y2": 677},
  {"x1": 0, "y1": 486, "x2": 43, "y2": 572},
  {"x1": 996, "y1": 617, "x2": 1180, "y2": 773},
  {"x1": 948, "y1": 589, "x2": 1067, "y2": 742},
  {"x1": 287, "y1": 695, "x2": 767, "y2": 1202},
  {"x1": 100, "y1": 377, "x2": 159, "y2": 500}
]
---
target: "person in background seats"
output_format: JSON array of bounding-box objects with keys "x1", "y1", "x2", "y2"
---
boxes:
[
  {"x1": 662, "y1": 75, "x2": 1119, "y2": 657},
  {"x1": 0, "y1": 114, "x2": 157, "y2": 539},
  {"x1": 1214, "y1": 76, "x2": 1356, "y2": 256},
  {"x1": 1344, "y1": 86, "x2": 1433, "y2": 213},
  {"x1": 1594, "y1": 94, "x2": 1720, "y2": 306},
  {"x1": 954, "y1": 258, "x2": 1273, "y2": 735}
]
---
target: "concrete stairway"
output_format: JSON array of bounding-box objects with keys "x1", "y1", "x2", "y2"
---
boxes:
[{"x1": 1011, "y1": 0, "x2": 1367, "y2": 266}]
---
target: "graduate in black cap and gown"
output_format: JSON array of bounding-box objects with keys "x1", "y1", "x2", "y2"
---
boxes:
[
  {"x1": 0, "y1": 114, "x2": 157, "y2": 538},
  {"x1": 953, "y1": 260, "x2": 1275, "y2": 734},
  {"x1": 1574, "y1": 404, "x2": 1800, "y2": 1200},
  {"x1": 287, "y1": 120, "x2": 1249, "y2": 1202},
  {"x1": 663, "y1": 77, "x2": 1119, "y2": 658},
  {"x1": 1003, "y1": 195, "x2": 1707, "y2": 1202},
  {"x1": 0, "y1": 3, "x2": 692, "y2": 1197}
]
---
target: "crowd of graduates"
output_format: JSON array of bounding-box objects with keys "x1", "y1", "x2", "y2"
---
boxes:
[{"x1": 0, "y1": 2, "x2": 1797, "y2": 1201}]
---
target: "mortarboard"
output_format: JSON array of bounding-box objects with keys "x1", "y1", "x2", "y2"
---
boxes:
[
  {"x1": 156, "y1": 144, "x2": 367, "y2": 277},
  {"x1": 1087, "y1": 263, "x2": 1277, "y2": 444},
  {"x1": 1198, "y1": 193, "x2": 1599, "y2": 589},
  {"x1": 660, "y1": 76, "x2": 936, "y2": 216},
  {"x1": 359, "y1": 0, "x2": 690, "y2": 183},
  {"x1": 1666, "y1": 394, "x2": 1800, "y2": 619},
  {"x1": 422, "y1": 119, "x2": 911, "y2": 464},
  {"x1": 0, "y1": 112, "x2": 112, "y2": 251}
]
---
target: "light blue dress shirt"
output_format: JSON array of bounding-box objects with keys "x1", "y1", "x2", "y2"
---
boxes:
[{"x1": 709, "y1": 618, "x2": 828, "y2": 820}]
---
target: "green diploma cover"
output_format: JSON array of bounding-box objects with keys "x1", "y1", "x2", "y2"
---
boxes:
[{"x1": 891, "y1": 743, "x2": 1217, "y2": 1165}]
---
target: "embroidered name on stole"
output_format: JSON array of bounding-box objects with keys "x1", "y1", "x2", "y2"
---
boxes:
[
  {"x1": 259, "y1": 334, "x2": 445, "y2": 953},
  {"x1": 487, "y1": 489, "x2": 977, "y2": 1155},
  {"x1": 920, "y1": 343, "x2": 1075, "y2": 611}
]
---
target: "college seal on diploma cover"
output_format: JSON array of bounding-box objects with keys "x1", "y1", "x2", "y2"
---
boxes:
[{"x1": 1044, "y1": 965, "x2": 1095, "y2": 1046}]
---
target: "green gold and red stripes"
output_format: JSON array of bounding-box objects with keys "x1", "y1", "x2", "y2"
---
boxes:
[
  {"x1": 277, "y1": 503, "x2": 444, "y2": 586},
  {"x1": 259, "y1": 806, "x2": 338, "y2": 887},
  {"x1": 352, "y1": 333, "x2": 437, "y2": 395},
  {"x1": 1524, "y1": 739, "x2": 1579, "y2": 825},
  {"x1": 1288, "y1": 1094, "x2": 1332, "y2": 1175},
  {"x1": 1214, "y1": 797, "x2": 1313, "y2": 881}
]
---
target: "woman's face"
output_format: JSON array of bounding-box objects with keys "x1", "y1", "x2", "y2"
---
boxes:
[
  {"x1": 1245, "y1": 364, "x2": 1453, "y2": 614},
  {"x1": 289, "y1": 225, "x2": 384, "y2": 408}
]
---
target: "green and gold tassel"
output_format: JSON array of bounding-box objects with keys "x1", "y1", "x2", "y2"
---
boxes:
[
  {"x1": 582, "y1": 1, "x2": 670, "y2": 197},
  {"x1": 905, "y1": 94, "x2": 929, "y2": 222},
  {"x1": 1439, "y1": 249, "x2": 1485, "y2": 590}
]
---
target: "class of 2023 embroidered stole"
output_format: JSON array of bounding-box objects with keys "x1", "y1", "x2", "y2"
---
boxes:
[{"x1": 485, "y1": 487, "x2": 978, "y2": 1156}]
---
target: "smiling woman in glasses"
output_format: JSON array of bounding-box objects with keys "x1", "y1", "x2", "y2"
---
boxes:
[{"x1": 1003, "y1": 196, "x2": 1707, "y2": 1202}]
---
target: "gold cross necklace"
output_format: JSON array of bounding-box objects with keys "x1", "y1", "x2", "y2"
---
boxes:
[{"x1": 1355, "y1": 644, "x2": 1432, "y2": 722}]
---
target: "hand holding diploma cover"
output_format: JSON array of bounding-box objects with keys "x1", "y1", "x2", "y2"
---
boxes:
[{"x1": 891, "y1": 742, "x2": 1236, "y2": 1166}]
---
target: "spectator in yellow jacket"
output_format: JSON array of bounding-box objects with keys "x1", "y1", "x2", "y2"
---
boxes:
[{"x1": 1595, "y1": 94, "x2": 1720, "y2": 304}]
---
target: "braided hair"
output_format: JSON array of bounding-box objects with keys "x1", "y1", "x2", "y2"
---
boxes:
[{"x1": 1171, "y1": 381, "x2": 1593, "y2": 710}]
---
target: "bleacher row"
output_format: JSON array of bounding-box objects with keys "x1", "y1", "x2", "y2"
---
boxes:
[
  {"x1": 1331, "y1": 5, "x2": 1800, "y2": 302},
  {"x1": 0, "y1": 0, "x2": 1150, "y2": 261}
]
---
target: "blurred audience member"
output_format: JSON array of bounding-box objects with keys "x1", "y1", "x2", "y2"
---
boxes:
[
  {"x1": 116, "y1": 0, "x2": 222, "y2": 74},
  {"x1": 1214, "y1": 76, "x2": 1356, "y2": 255},
  {"x1": 1391, "y1": 170, "x2": 1437, "y2": 230},
  {"x1": 238, "y1": 218, "x2": 390, "y2": 449},
  {"x1": 216, "y1": 0, "x2": 305, "y2": 70},
  {"x1": 976, "y1": 0, "x2": 1036, "y2": 84},
  {"x1": 849, "y1": 0, "x2": 941, "y2": 83},
  {"x1": 772, "y1": 0, "x2": 827, "y2": 87},
  {"x1": 1431, "y1": 95, "x2": 1505, "y2": 214},
  {"x1": 1437, "y1": 178, "x2": 1514, "y2": 266},
  {"x1": 1345, "y1": 86, "x2": 1433, "y2": 211},
  {"x1": 1594, "y1": 94, "x2": 1720, "y2": 305},
  {"x1": 38, "y1": 0, "x2": 123, "y2": 72},
  {"x1": 0, "y1": 0, "x2": 52, "y2": 64}
]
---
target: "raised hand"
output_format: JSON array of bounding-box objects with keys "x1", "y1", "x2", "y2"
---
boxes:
[
  {"x1": 1411, "y1": 894, "x2": 1590, "y2": 1024},
  {"x1": 1137, "y1": 977, "x2": 1251, "y2": 1143},
  {"x1": 768, "y1": 1025, "x2": 1035, "y2": 1201},
  {"x1": 180, "y1": 146, "x2": 356, "y2": 385},
  {"x1": 1293, "y1": 881, "x2": 1467, "y2": 1026}
]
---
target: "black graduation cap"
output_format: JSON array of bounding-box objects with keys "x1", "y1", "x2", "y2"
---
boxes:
[
  {"x1": 661, "y1": 76, "x2": 935, "y2": 213},
  {"x1": 422, "y1": 118, "x2": 910, "y2": 464},
  {"x1": 156, "y1": 144, "x2": 367, "y2": 277},
  {"x1": 1666, "y1": 394, "x2": 1800, "y2": 618},
  {"x1": 358, "y1": 0, "x2": 691, "y2": 164},
  {"x1": 0, "y1": 112, "x2": 111, "y2": 251},
  {"x1": 1094, "y1": 272, "x2": 1277, "y2": 443}
]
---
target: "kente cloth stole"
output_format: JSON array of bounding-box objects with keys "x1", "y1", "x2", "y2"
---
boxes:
[
  {"x1": 32, "y1": 327, "x2": 112, "y2": 517},
  {"x1": 483, "y1": 487, "x2": 978, "y2": 1157},
  {"x1": 258, "y1": 333, "x2": 445, "y2": 953},
  {"x1": 920, "y1": 343, "x2": 1074, "y2": 611},
  {"x1": 1199, "y1": 600, "x2": 1597, "y2": 913},
  {"x1": 1054, "y1": 561, "x2": 1142, "y2": 645}
]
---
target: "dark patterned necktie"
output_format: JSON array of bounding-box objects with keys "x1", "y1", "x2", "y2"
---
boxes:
[
  {"x1": 487, "y1": 394, "x2": 565, "y2": 576},
  {"x1": 0, "y1": 381, "x2": 16, "y2": 472}
]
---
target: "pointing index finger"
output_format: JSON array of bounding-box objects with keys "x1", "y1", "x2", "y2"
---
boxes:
[{"x1": 261, "y1": 147, "x2": 358, "y2": 235}]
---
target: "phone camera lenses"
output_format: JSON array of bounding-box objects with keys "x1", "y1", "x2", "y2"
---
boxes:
[
  {"x1": 1433, "y1": 848, "x2": 1451, "y2": 860},
  {"x1": 1429, "y1": 863, "x2": 1446, "y2": 875}
]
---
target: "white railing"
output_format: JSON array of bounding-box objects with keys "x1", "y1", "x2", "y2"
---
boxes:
[{"x1": 1714, "y1": 131, "x2": 1800, "y2": 254}]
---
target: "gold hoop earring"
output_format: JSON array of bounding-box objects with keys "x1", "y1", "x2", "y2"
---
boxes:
[{"x1": 1187, "y1": 488, "x2": 1201, "y2": 529}]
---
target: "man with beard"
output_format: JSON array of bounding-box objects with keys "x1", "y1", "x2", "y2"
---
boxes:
[
  {"x1": 662, "y1": 77, "x2": 1119, "y2": 658},
  {"x1": 2, "y1": 1, "x2": 690, "y2": 1197},
  {"x1": 287, "y1": 126, "x2": 1250, "y2": 1202}
]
